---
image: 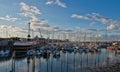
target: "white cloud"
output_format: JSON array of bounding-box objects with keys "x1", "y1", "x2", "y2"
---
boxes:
[
  {"x1": 107, "y1": 24, "x2": 120, "y2": 30},
  {"x1": 31, "y1": 6, "x2": 41, "y2": 14},
  {"x1": 43, "y1": 26, "x2": 59, "y2": 31},
  {"x1": 29, "y1": 17, "x2": 45, "y2": 24},
  {"x1": 28, "y1": 17, "x2": 50, "y2": 30},
  {"x1": 72, "y1": 13, "x2": 120, "y2": 32},
  {"x1": 71, "y1": 14, "x2": 89, "y2": 20},
  {"x1": 19, "y1": 2, "x2": 41, "y2": 18},
  {"x1": 55, "y1": 0, "x2": 67, "y2": 8},
  {"x1": 28, "y1": 18, "x2": 59, "y2": 33},
  {"x1": 45, "y1": 1, "x2": 54, "y2": 5},
  {"x1": 0, "y1": 25, "x2": 8, "y2": 29},
  {"x1": 0, "y1": 25, "x2": 27, "y2": 33},
  {"x1": 45, "y1": 0, "x2": 67, "y2": 8},
  {"x1": 19, "y1": 2, "x2": 45, "y2": 31},
  {"x1": 0, "y1": 15, "x2": 18, "y2": 22},
  {"x1": 19, "y1": 2, "x2": 46, "y2": 31},
  {"x1": 20, "y1": 2, "x2": 30, "y2": 11},
  {"x1": 19, "y1": 2, "x2": 68, "y2": 35},
  {"x1": 71, "y1": 13, "x2": 116, "y2": 25}
]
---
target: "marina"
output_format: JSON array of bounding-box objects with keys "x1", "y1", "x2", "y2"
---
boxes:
[
  {"x1": 0, "y1": 41, "x2": 120, "y2": 72},
  {"x1": 0, "y1": 0, "x2": 120, "y2": 72}
]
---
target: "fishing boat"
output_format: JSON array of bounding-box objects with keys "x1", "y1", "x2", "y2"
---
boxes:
[{"x1": 13, "y1": 41, "x2": 37, "y2": 53}]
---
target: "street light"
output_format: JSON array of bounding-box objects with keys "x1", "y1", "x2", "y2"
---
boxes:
[{"x1": 27, "y1": 22, "x2": 31, "y2": 41}]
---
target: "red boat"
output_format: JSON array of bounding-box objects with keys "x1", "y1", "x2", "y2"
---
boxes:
[{"x1": 106, "y1": 46, "x2": 117, "y2": 50}]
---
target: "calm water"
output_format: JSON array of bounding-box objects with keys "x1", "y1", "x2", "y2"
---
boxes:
[{"x1": 0, "y1": 49, "x2": 120, "y2": 72}]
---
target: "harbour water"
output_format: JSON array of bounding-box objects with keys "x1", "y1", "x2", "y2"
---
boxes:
[{"x1": 0, "y1": 49, "x2": 120, "y2": 72}]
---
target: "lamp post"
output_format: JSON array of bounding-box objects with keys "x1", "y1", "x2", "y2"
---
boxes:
[{"x1": 27, "y1": 22, "x2": 31, "y2": 41}]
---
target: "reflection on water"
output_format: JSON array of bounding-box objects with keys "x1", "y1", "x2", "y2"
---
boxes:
[{"x1": 0, "y1": 49, "x2": 120, "y2": 72}]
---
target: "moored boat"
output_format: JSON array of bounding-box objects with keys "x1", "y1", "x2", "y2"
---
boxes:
[
  {"x1": 106, "y1": 46, "x2": 117, "y2": 50},
  {"x1": 13, "y1": 41, "x2": 37, "y2": 54},
  {"x1": 0, "y1": 50, "x2": 10, "y2": 57}
]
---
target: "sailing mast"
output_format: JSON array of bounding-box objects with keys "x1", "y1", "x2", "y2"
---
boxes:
[{"x1": 39, "y1": 28, "x2": 43, "y2": 38}]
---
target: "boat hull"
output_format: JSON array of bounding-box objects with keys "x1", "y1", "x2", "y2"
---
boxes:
[
  {"x1": 13, "y1": 45, "x2": 33, "y2": 51},
  {"x1": 13, "y1": 45, "x2": 34, "y2": 55}
]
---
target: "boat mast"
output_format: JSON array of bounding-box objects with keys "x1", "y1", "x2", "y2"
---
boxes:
[{"x1": 39, "y1": 28, "x2": 43, "y2": 38}]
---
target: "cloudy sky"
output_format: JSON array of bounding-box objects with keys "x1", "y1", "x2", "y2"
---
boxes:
[{"x1": 0, "y1": 0, "x2": 120, "y2": 40}]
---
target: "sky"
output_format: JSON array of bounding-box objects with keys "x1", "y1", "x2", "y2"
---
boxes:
[{"x1": 0, "y1": 0, "x2": 120, "y2": 40}]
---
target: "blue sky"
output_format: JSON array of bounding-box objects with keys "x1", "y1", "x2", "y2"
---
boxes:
[{"x1": 0, "y1": 0, "x2": 120, "y2": 40}]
